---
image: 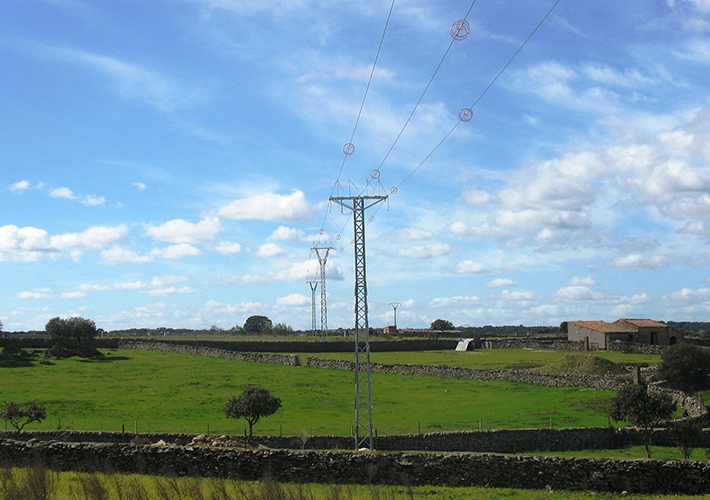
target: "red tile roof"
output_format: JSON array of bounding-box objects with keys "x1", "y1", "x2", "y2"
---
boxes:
[
  {"x1": 615, "y1": 318, "x2": 668, "y2": 328},
  {"x1": 568, "y1": 321, "x2": 633, "y2": 333}
]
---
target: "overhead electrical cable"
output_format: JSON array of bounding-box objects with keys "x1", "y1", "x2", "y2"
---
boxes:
[
  {"x1": 375, "y1": 0, "x2": 478, "y2": 173},
  {"x1": 396, "y1": 0, "x2": 562, "y2": 189},
  {"x1": 330, "y1": 0, "x2": 398, "y2": 195}
]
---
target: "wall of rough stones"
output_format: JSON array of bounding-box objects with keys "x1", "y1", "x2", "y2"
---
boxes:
[
  {"x1": 5, "y1": 424, "x2": 710, "y2": 454},
  {"x1": 117, "y1": 341, "x2": 300, "y2": 365},
  {"x1": 305, "y1": 356, "x2": 630, "y2": 390},
  {"x1": 1, "y1": 438, "x2": 710, "y2": 494}
]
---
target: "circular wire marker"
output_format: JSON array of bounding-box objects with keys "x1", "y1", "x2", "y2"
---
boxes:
[
  {"x1": 319, "y1": 229, "x2": 325, "y2": 235},
  {"x1": 371, "y1": 169, "x2": 381, "y2": 179},
  {"x1": 390, "y1": 186, "x2": 398, "y2": 194},
  {"x1": 340, "y1": 247, "x2": 344, "y2": 251},
  {"x1": 450, "y1": 19, "x2": 470, "y2": 40},
  {"x1": 368, "y1": 216, "x2": 375, "y2": 222},
  {"x1": 459, "y1": 108, "x2": 474, "y2": 122},
  {"x1": 343, "y1": 143, "x2": 356, "y2": 155},
  {"x1": 350, "y1": 239, "x2": 355, "y2": 244},
  {"x1": 336, "y1": 234, "x2": 341, "y2": 240}
]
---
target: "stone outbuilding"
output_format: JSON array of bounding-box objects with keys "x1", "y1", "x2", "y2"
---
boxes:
[{"x1": 566, "y1": 318, "x2": 681, "y2": 350}]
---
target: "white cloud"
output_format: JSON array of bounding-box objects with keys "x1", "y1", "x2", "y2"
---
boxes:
[
  {"x1": 218, "y1": 190, "x2": 316, "y2": 221},
  {"x1": 244, "y1": 259, "x2": 343, "y2": 283},
  {"x1": 62, "y1": 291, "x2": 86, "y2": 299},
  {"x1": 431, "y1": 296, "x2": 480, "y2": 307},
  {"x1": 568, "y1": 276, "x2": 597, "y2": 286},
  {"x1": 10, "y1": 180, "x2": 30, "y2": 192},
  {"x1": 101, "y1": 247, "x2": 154, "y2": 264},
  {"x1": 143, "y1": 286, "x2": 195, "y2": 296},
  {"x1": 50, "y1": 187, "x2": 74, "y2": 199},
  {"x1": 134, "y1": 182, "x2": 147, "y2": 190},
  {"x1": 396, "y1": 243, "x2": 451, "y2": 258},
  {"x1": 453, "y1": 260, "x2": 489, "y2": 274},
  {"x1": 49, "y1": 186, "x2": 105, "y2": 206},
  {"x1": 146, "y1": 217, "x2": 221, "y2": 244},
  {"x1": 215, "y1": 241, "x2": 242, "y2": 255},
  {"x1": 277, "y1": 293, "x2": 310, "y2": 306},
  {"x1": 50, "y1": 225, "x2": 128, "y2": 249},
  {"x1": 256, "y1": 243, "x2": 285, "y2": 258},
  {"x1": 18, "y1": 289, "x2": 51, "y2": 299},
  {"x1": 269, "y1": 226, "x2": 307, "y2": 241},
  {"x1": 153, "y1": 244, "x2": 201, "y2": 259},
  {"x1": 485, "y1": 278, "x2": 517, "y2": 288},
  {"x1": 607, "y1": 254, "x2": 670, "y2": 269}
]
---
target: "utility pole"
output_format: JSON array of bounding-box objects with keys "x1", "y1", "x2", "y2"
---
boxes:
[
  {"x1": 307, "y1": 281, "x2": 319, "y2": 336},
  {"x1": 312, "y1": 245, "x2": 334, "y2": 337},
  {"x1": 329, "y1": 194, "x2": 387, "y2": 451},
  {"x1": 389, "y1": 302, "x2": 401, "y2": 330}
]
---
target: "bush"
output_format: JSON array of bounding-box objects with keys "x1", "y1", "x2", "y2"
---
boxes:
[
  {"x1": 45, "y1": 317, "x2": 98, "y2": 344},
  {"x1": 656, "y1": 343, "x2": 710, "y2": 393}
]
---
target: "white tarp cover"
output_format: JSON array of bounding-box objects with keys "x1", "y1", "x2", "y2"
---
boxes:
[{"x1": 455, "y1": 338, "x2": 475, "y2": 351}]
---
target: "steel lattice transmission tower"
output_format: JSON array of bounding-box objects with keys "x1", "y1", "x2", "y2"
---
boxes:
[
  {"x1": 312, "y1": 245, "x2": 334, "y2": 337},
  {"x1": 307, "y1": 281, "x2": 319, "y2": 336},
  {"x1": 330, "y1": 194, "x2": 387, "y2": 451}
]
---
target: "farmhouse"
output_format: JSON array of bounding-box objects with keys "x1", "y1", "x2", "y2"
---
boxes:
[{"x1": 566, "y1": 318, "x2": 681, "y2": 350}]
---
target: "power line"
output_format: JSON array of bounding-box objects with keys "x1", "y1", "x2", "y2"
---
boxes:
[{"x1": 396, "y1": 0, "x2": 562, "y2": 189}]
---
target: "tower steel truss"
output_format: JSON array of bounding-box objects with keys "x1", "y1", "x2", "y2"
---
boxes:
[
  {"x1": 312, "y1": 246, "x2": 334, "y2": 337},
  {"x1": 307, "y1": 281, "x2": 319, "y2": 336},
  {"x1": 329, "y1": 194, "x2": 387, "y2": 450}
]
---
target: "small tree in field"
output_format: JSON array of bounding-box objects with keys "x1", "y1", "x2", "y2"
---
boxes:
[
  {"x1": 609, "y1": 384, "x2": 676, "y2": 458},
  {"x1": 430, "y1": 319, "x2": 454, "y2": 331},
  {"x1": 243, "y1": 315, "x2": 273, "y2": 334},
  {"x1": 45, "y1": 316, "x2": 97, "y2": 344},
  {"x1": 1, "y1": 401, "x2": 47, "y2": 430},
  {"x1": 224, "y1": 386, "x2": 281, "y2": 441}
]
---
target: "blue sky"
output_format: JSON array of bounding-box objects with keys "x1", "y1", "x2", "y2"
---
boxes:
[{"x1": 2, "y1": 0, "x2": 710, "y2": 332}]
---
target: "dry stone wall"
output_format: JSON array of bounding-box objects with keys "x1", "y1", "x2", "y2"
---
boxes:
[
  {"x1": 305, "y1": 356, "x2": 630, "y2": 390},
  {"x1": 1, "y1": 438, "x2": 710, "y2": 494},
  {"x1": 118, "y1": 341, "x2": 300, "y2": 365}
]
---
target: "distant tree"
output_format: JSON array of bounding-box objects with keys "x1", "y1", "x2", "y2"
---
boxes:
[
  {"x1": 559, "y1": 322, "x2": 568, "y2": 334},
  {"x1": 243, "y1": 315, "x2": 273, "y2": 334},
  {"x1": 0, "y1": 318, "x2": 3, "y2": 332},
  {"x1": 228, "y1": 325, "x2": 244, "y2": 335},
  {"x1": 45, "y1": 317, "x2": 98, "y2": 344},
  {"x1": 430, "y1": 319, "x2": 455, "y2": 331},
  {"x1": 656, "y1": 343, "x2": 710, "y2": 393},
  {"x1": 609, "y1": 384, "x2": 676, "y2": 458},
  {"x1": 224, "y1": 386, "x2": 281, "y2": 440},
  {"x1": 1, "y1": 401, "x2": 47, "y2": 430},
  {"x1": 272, "y1": 323, "x2": 294, "y2": 335}
]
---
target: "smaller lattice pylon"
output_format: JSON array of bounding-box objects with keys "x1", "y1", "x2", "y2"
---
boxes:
[{"x1": 307, "y1": 281, "x2": 319, "y2": 337}]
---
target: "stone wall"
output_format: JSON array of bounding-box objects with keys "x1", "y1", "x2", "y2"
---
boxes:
[
  {"x1": 1, "y1": 438, "x2": 710, "y2": 494},
  {"x1": 118, "y1": 341, "x2": 300, "y2": 365},
  {"x1": 305, "y1": 356, "x2": 630, "y2": 390},
  {"x1": 7, "y1": 425, "x2": 710, "y2": 454}
]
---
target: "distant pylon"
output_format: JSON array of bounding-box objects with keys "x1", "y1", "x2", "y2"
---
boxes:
[
  {"x1": 389, "y1": 302, "x2": 401, "y2": 330},
  {"x1": 307, "y1": 281, "x2": 319, "y2": 336},
  {"x1": 312, "y1": 245, "x2": 334, "y2": 337},
  {"x1": 329, "y1": 194, "x2": 387, "y2": 451}
]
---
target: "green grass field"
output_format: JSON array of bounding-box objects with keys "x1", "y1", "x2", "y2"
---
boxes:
[{"x1": 1, "y1": 349, "x2": 618, "y2": 436}]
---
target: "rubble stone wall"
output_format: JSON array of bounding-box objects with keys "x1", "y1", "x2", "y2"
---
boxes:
[
  {"x1": 118, "y1": 341, "x2": 300, "y2": 366},
  {"x1": 1, "y1": 438, "x2": 710, "y2": 494},
  {"x1": 305, "y1": 356, "x2": 630, "y2": 390}
]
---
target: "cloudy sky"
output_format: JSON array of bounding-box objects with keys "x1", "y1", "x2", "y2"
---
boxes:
[{"x1": 2, "y1": 0, "x2": 710, "y2": 332}]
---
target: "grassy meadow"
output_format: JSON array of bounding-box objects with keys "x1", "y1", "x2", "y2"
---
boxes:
[{"x1": 1, "y1": 348, "x2": 620, "y2": 436}]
